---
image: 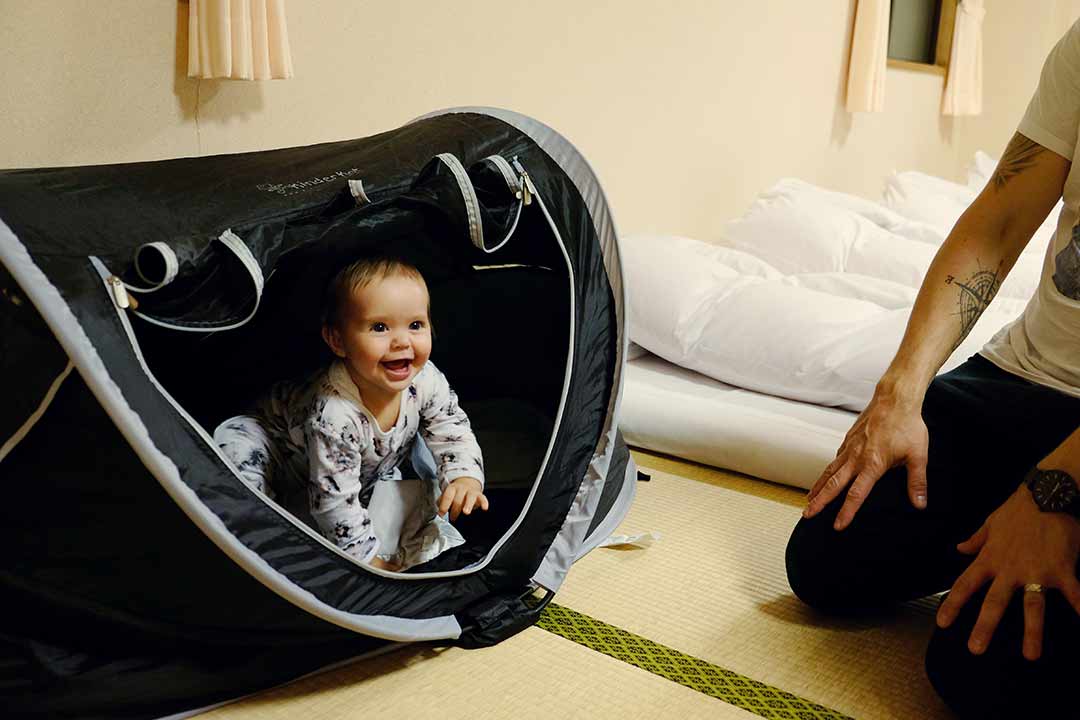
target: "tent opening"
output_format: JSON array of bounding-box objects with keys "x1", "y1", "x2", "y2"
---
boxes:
[{"x1": 122, "y1": 192, "x2": 573, "y2": 574}]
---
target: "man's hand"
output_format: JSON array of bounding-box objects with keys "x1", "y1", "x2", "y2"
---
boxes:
[
  {"x1": 936, "y1": 485, "x2": 1080, "y2": 660},
  {"x1": 438, "y1": 476, "x2": 489, "y2": 522},
  {"x1": 804, "y1": 390, "x2": 929, "y2": 530}
]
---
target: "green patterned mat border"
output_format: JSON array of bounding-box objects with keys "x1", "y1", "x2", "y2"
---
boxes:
[{"x1": 537, "y1": 603, "x2": 852, "y2": 720}]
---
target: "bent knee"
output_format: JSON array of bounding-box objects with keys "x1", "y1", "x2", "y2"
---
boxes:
[{"x1": 785, "y1": 516, "x2": 846, "y2": 612}]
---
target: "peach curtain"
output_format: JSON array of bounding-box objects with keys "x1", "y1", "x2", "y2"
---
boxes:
[
  {"x1": 188, "y1": 0, "x2": 294, "y2": 80},
  {"x1": 942, "y1": 0, "x2": 985, "y2": 116},
  {"x1": 845, "y1": 0, "x2": 889, "y2": 113}
]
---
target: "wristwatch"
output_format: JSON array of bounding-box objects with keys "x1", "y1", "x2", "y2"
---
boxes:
[{"x1": 1024, "y1": 466, "x2": 1080, "y2": 519}]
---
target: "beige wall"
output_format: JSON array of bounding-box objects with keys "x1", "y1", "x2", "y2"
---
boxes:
[
  {"x1": 953, "y1": 0, "x2": 1077, "y2": 167},
  {"x1": 0, "y1": 1, "x2": 1071, "y2": 240}
]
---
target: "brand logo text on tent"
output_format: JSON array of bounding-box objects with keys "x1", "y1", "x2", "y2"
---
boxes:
[{"x1": 257, "y1": 168, "x2": 362, "y2": 196}]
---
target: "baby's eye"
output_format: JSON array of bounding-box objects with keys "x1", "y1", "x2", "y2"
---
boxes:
[
  {"x1": 409, "y1": 320, "x2": 426, "y2": 331},
  {"x1": 371, "y1": 322, "x2": 388, "y2": 332}
]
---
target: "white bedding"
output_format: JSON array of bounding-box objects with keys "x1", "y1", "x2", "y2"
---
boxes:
[
  {"x1": 620, "y1": 156, "x2": 1059, "y2": 487},
  {"x1": 622, "y1": 352, "x2": 852, "y2": 490},
  {"x1": 624, "y1": 175, "x2": 1049, "y2": 414}
]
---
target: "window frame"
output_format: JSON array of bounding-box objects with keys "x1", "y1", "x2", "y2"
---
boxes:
[{"x1": 886, "y1": 0, "x2": 958, "y2": 76}]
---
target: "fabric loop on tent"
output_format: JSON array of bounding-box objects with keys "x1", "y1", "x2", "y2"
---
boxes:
[
  {"x1": 216, "y1": 229, "x2": 264, "y2": 299},
  {"x1": 125, "y1": 241, "x2": 180, "y2": 294},
  {"x1": 484, "y1": 155, "x2": 523, "y2": 194},
  {"x1": 436, "y1": 153, "x2": 484, "y2": 251},
  {"x1": 125, "y1": 229, "x2": 265, "y2": 332},
  {"x1": 475, "y1": 155, "x2": 527, "y2": 254},
  {"x1": 480, "y1": 201, "x2": 524, "y2": 255},
  {"x1": 348, "y1": 179, "x2": 372, "y2": 206}
]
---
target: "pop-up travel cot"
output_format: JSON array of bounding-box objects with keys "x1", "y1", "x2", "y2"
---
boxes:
[{"x1": 0, "y1": 108, "x2": 634, "y2": 718}]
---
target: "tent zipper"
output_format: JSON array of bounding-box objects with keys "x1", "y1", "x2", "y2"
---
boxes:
[
  {"x1": 476, "y1": 155, "x2": 529, "y2": 255},
  {"x1": 107, "y1": 275, "x2": 131, "y2": 309}
]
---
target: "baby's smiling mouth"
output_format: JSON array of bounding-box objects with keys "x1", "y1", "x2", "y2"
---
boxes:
[{"x1": 382, "y1": 358, "x2": 412, "y2": 373}]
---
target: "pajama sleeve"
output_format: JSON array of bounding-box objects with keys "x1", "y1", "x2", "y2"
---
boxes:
[
  {"x1": 417, "y1": 364, "x2": 485, "y2": 490},
  {"x1": 304, "y1": 400, "x2": 379, "y2": 562}
]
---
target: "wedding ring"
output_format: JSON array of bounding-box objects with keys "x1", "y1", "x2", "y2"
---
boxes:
[{"x1": 1023, "y1": 583, "x2": 1045, "y2": 594}]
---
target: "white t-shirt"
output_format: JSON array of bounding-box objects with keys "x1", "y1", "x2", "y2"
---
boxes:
[{"x1": 981, "y1": 20, "x2": 1080, "y2": 397}]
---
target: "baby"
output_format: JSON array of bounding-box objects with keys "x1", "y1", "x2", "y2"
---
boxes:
[{"x1": 214, "y1": 256, "x2": 488, "y2": 571}]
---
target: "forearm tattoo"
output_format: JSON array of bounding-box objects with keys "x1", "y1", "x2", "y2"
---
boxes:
[
  {"x1": 945, "y1": 263, "x2": 1003, "y2": 351},
  {"x1": 991, "y1": 134, "x2": 1045, "y2": 190}
]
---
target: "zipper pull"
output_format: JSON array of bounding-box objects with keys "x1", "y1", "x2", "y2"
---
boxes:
[
  {"x1": 107, "y1": 276, "x2": 131, "y2": 309},
  {"x1": 511, "y1": 157, "x2": 536, "y2": 206},
  {"x1": 519, "y1": 173, "x2": 532, "y2": 206}
]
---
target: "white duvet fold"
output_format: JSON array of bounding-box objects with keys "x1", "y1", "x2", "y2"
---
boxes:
[{"x1": 625, "y1": 177, "x2": 1043, "y2": 413}]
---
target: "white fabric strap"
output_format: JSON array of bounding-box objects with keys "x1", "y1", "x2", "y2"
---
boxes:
[
  {"x1": 128, "y1": 229, "x2": 264, "y2": 332},
  {"x1": 475, "y1": 154, "x2": 526, "y2": 254},
  {"x1": 216, "y1": 229, "x2": 265, "y2": 298},
  {"x1": 348, "y1": 179, "x2": 372, "y2": 206},
  {"x1": 436, "y1": 153, "x2": 484, "y2": 251},
  {"x1": 484, "y1": 155, "x2": 522, "y2": 194},
  {"x1": 126, "y1": 241, "x2": 180, "y2": 293}
]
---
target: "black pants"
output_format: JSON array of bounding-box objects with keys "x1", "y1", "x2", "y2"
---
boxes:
[{"x1": 785, "y1": 355, "x2": 1080, "y2": 718}]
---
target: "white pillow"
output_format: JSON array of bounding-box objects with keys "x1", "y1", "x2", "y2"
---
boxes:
[
  {"x1": 622, "y1": 234, "x2": 771, "y2": 365},
  {"x1": 622, "y1": 232, "x2": 1032, "y2": 411},
  {"x1": 890, "y1": 155, "x2": 1060, "y2": 258},
  {"x1": 768, "y1": 178, "x2": 944, "y2": 246},
  {"x1": 883, "y1": 170, "x2": 976, "y2": 236},
  {"x1": 721, "y1": 185, "x2": 938, "y2": 287}
]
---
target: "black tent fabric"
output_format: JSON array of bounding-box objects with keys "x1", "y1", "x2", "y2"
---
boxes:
[{"x1": 0, "y1": 108, "x2": 633, "y2": 718}]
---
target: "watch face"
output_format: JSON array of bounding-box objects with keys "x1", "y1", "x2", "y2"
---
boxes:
[{"x1": 1032, "y1": 470, "x2": 1080, "y2": 513}]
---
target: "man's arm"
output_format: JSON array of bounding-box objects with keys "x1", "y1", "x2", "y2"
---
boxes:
[
  {"x1": 806, "y1": 134, "x2": 1070, "y2": 526},
  {"x1": 878, "y1": 133, "x2": 1069, "y2": 404}
]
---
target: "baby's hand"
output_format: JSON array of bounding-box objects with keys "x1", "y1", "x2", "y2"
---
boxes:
[
  {"x1": 438, "y1": 477, "x2": 489, "y2": 522},
  {"x1": 369, "y1": 556, "x2": 402, "y2": 572}
]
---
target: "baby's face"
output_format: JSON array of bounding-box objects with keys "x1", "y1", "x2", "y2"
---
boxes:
[{"x1": 326, "y1": 273, "x2": 432, "y2": 403}]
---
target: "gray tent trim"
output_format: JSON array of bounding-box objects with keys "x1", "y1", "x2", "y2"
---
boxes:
[{"x1": 419, "y1": 108, "x2": 633, "y2": 590}]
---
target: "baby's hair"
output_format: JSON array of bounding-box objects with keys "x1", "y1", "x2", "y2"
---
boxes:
[{"x1": 322, "y1": 256, "x2": 430, "y2": 329}]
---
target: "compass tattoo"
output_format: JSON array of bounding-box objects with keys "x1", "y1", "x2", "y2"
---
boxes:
[
  {"x1": 945, "y1": 263, "x2": 1003, "y2": 351},
  {"x1": 990, "y1": 133, "x2": 1044, "y2": 190}
]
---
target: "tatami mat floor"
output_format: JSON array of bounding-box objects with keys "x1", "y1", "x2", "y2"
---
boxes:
[
  {"x1": 558, "y1": 450, "x2": 951, "y2": 720},
  {"x1": 200, "y1": 449, "x2": 952, "y2": 720},
  {"x1": 199, "y1": 625, "x2": 756, "y2": 720}
]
